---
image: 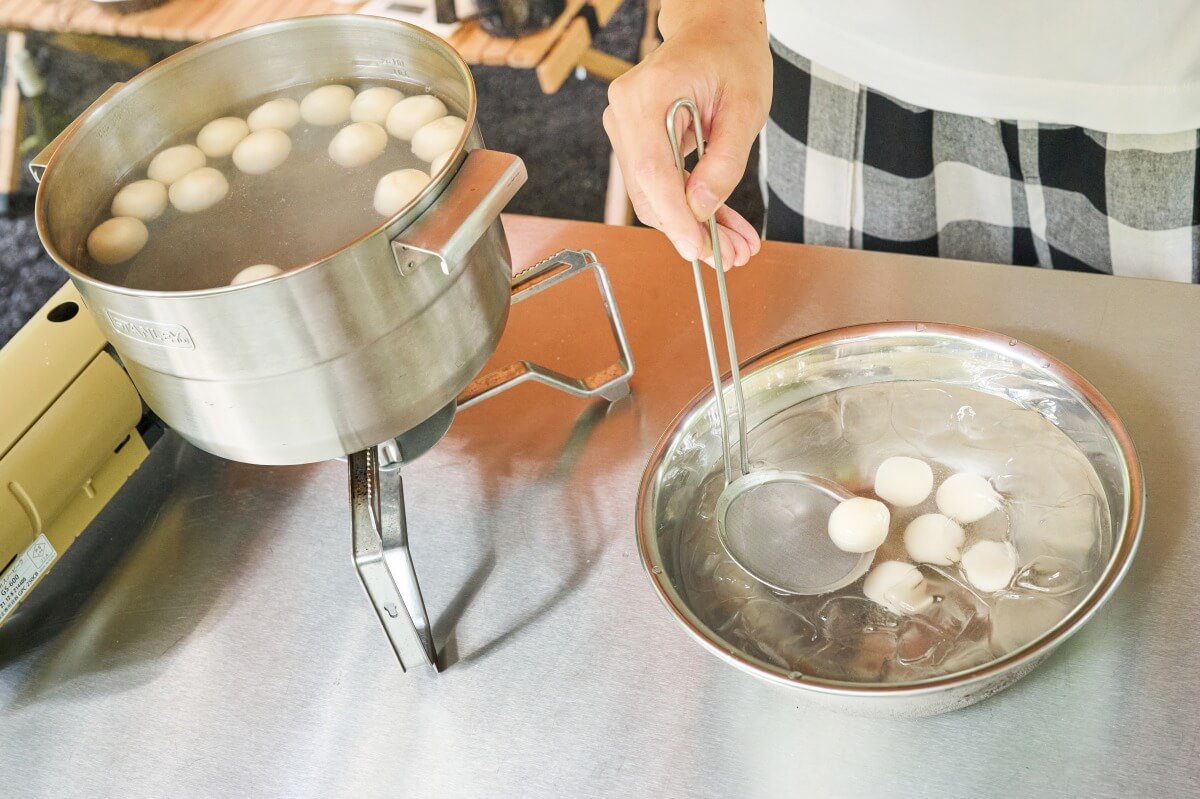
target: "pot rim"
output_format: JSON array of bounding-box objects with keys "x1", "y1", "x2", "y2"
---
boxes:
[
  {"x1": 34, "y1": 14, "x2": 476, "y2": 299},
  {"x1": 635, "y1": 321, "x2": 1145, "y2": 697}
]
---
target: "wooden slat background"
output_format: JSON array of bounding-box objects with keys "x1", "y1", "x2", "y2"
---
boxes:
[
  {"x1": 0, "y1": 0, "x2": 363, "y2": 42},
  {"x1": 0, "y1": 0, "x2": 632, "y2": 81}
]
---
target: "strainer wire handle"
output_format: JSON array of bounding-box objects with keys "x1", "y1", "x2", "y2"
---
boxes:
[{"x1": 666, "y1": 98, "x2": 750, "y2": 485}]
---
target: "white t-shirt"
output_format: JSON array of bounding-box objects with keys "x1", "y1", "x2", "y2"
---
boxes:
[{"x1": 766, "y1": 1, "x2": 1200, "y2": 133}]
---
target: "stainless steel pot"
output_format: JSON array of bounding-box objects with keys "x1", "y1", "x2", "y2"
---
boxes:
[
  {"x1": 637, "y1": 323, "x2": 1144, "y2": 717},
  {"x1": 32, "y1": 15, "x2": 525, "y2": 465}
]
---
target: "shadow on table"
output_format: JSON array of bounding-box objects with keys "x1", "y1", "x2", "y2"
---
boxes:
[
  {"x1": 0, "y1": 435, "x2": 309, "y2": 709},
  {"x1": 434, "y1": 395, "x2": 629, "y2": 668}
]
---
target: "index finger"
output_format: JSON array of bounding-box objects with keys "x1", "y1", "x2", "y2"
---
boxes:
[{"x1": 615, "y1": 102, "x2": 708, "y2": 262}]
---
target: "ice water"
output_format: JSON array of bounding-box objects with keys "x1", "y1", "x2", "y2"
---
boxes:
[
  {"x1": 677, "y1": 381, "x2": 1110, "y2": 682},
  {"x1": 81, "y1": 80, "x2": 443, "y2": 291}
]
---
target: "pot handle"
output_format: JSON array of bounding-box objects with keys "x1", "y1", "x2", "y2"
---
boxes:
[
  {"x1": 456, "y1": 249, "x2": 635, "y2": 408},
  {"x1": 29, "y1": 82, "x2": 125, "y2": 184},
  {"x1": 391, "y1": 148, "x2": 528, "y2": 276}
]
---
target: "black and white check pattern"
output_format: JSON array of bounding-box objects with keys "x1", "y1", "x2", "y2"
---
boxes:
[{"x1": 763, "y1": 40, "x2": 1200, "y2": 283}]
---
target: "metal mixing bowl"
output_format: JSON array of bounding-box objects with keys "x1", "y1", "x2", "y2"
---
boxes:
[{"x1": 637, "y1": 322, "x2": 1144, "y2": 717}]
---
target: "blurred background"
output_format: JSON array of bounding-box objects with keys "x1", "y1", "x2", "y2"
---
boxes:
[{"x1": 0, "y1": 0, "x2": 763, "y2": 346}]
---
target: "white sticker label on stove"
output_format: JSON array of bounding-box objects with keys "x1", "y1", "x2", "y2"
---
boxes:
[{"x1": 0, "y1": 534, "x2": 57, "y2": 619}]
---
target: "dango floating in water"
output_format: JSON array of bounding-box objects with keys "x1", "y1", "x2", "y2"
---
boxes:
[
  {"x1": 827, "y1": 496, "x2": 890, "y2": 553},
  {"x1": 329, "y1": 122, "x2": 388, "y2": 168},
  {"x1": 87, "y1": 217, "x2": 148, "y2": 265},
  {"x1": 350, "y1": 86, "x2": 404, "y2": 124},
  {"x1": 232, "y1": 129, "x2": 292, "y2": 175},
  {"x1": 961, "y1": 540, "x2": 1017, "y2": 592},
  {"x1": 863, "y1": 560, "x2": 932, "y2": 615},
  {"x1": 169, "y1": 167, "x2": 229, "y2": 213},
  {"x1": 247, "y1": 97, "x2": 300, "y2": 131},
  {"x1": 385, "y1": 94, "x2": 447, "y2": 140},
  {"x1": 903, "y1": 513, "x2": 965, "y2": 566},
  {"x1": 874, "y1": 456, "x2": 933, "y2": 507},
  {"x1": 937, "y1": 472, "x2": 1001, "y2": 523},
  {"x1": 412, "y1": 115, "x2": 466, "y2": 162},
  {"x1": 300, "y1": 84, "x2": 355, "y2": 126},
  {"x1": 111, "y1": 179, "x2": 167, "y2": 221},
  {"x1": 230, "y1": 264, "x2": 284, "y2": 286},
  {"x1": 374, "y1": 169, "x2": 430, "y2": 217},
  {"x1": 147, "y1": 144, "x2": 205, "y2": 186},
  {"x1": 196, "y1": 116, "x2": 250, "y2": 158}
]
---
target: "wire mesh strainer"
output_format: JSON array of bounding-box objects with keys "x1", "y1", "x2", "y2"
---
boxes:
[{"x1": 667, "y1": 98, "x2": 875, "y2": 595}]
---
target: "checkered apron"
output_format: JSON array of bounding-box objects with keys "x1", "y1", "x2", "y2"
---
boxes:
[{"x1": 763, "y1": 39, "x2": 1200, "y2": 283}]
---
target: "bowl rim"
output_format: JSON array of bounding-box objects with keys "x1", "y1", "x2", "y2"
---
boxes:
[{"x1": 635, "y1": 320, "x2": 1145, "y2": 697}]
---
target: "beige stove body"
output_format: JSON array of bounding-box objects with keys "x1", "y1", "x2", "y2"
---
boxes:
[{"x1": 0, "y1": 284, "x2": 150, "y2": 624}]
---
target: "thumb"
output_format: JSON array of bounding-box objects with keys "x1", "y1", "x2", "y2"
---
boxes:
[{"x1": 685, "y1": 102, "x2": 758, "y2": 220}]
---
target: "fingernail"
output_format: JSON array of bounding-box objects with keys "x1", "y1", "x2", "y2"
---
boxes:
[
  {"x1": 690, "y1": 184, "x2": 719, "y2": 218},
  {"x1": 674, "y1": 238, "x2": 699, "y2": 261}
]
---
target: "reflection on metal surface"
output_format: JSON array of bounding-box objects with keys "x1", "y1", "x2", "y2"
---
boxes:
[{"x1": 0, "y1": 218, "x2": 1197, "y2": 796}]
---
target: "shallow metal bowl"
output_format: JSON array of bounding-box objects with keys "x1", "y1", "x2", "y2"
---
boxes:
[{"x1": 636, "y1": 322, "x2": 1144, "y2": 717}]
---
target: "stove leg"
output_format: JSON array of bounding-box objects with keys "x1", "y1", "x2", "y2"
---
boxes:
[
  {"x1": 457, "y1": 248, "x2": 635, "y2": 409},
  {"x1": 348, "y1": 446, "x2": 437, "y2": 672}
]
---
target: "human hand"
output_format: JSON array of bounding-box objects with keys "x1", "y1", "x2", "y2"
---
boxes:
[{"x1": 603, "y1": 0, "x2": 772, "y2": 268}]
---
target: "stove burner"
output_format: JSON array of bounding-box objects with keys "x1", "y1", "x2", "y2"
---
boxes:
[
  {"x1": 389, "y1": 400, "x2": 457, "y2": 465},
  {"x1": 347, "y1": 249, "x2": 634, "y2": 671}
]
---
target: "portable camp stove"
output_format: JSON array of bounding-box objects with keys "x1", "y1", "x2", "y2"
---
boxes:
[
  {"x1": 346, "y1": 248, "x2": 632, "y2": 670},
  {"x1": 0, "y1": 248, "x2": 632, "y2": 674}
]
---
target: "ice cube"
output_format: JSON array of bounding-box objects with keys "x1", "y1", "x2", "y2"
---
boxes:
[
  {"x1": 954, "y1": 405, "x2": 1052, "y2": 478},
  {"x1": 889, "y1": 384, "x2": 969, "y2": 459},
  {"x1": 843, "y1": 628, "x2": 900, "y2": 682},
  {"x1": 1015, "y1": 555, "x2": 1084, "y2": 596},
  {"x1": 990, "y1": 592, "x2": 1071, "y2": 653},
  {"x1": 896, "y1": 615, "x2": 943, "y2": 665},
  {"x1": 816, "y1": 595, "x2": 897, "y2": 646},
  {"x1": 740, "y1": 599, "x2": 821, "y2": 668},
  {"x1": 741, "y1": 598, "x2": 814, "y2": 639},
  {"x1": 838, "y1": 384, "x2": 893, "y2": 445},
  {"x1": 994, "y1": 446, "x2": 1097, "y2": 507},
  {"x1": 970, "y1": 507, "x2": 1012, "y2": 542},
  {"x1": 954, "y1": 402, "x2": 1003, "y2": 444},
  {"x1": 678, "y1": 493, "x2": 725, "y2": 600},
  {"x1": 751, "y1": 395, "x2": 843, "y2": 455},
  {"x1": 692, "y1": 468, "x2": 727, "y2": 522},
  {"x1": 711, "y1": 559, "x2": 767, "y2": 602},
  {"x1": 905, "y1": 565, "x2": 991, "y2": 665},
  {"x1": 691, "y1": 558, "x2": 768, "y2": 633},
  {"x1": 693, "y1": 593, "x2": 746, "y2": 634},
  {"x1": 681, "y1": 545, "x2": 725, "y2": 604},
  {"x1": 937, "y1": 639, "x2": 997, "y2": 675},
  {"x1": 1010, "y1": 493, "x2": 1103, "y2": 567}
]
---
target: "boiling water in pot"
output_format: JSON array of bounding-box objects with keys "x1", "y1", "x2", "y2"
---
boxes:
[
  {"x1": 80, "y1": 80, "x2": 459, "y2": 292},
  {"x1": 676, "y1": 381, "x2": 1111, "y2": 683}
]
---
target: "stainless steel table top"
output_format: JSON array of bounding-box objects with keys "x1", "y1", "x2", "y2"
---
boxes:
[{"x1": 2, "y1": 216, "x2": 1198, "y2": 798}]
